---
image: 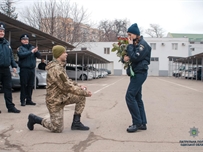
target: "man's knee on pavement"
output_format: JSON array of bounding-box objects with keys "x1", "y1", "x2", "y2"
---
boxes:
[{"x1": 42, "y1": 119, "x2": 64, "y2": 133}]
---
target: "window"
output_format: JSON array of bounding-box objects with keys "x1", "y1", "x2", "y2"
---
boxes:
[
  {"x1": 151, "y1": 57, "x2": 159, "y2": 61},
  {"x1": 172, "y1": 43, "x2": 178, "y2": 50},
  {"x1": 104, "y1": 48, "x2": 110, "y2": 54},
  {"x1": 81, "y1": 47, "x2": 87, "y2": 51},
  {"x1": 66, "y1": 66, "x2": 75, "y2": 71},
  {"x1": 150, "y1": 43, "x2": 156, "y2": 50}
]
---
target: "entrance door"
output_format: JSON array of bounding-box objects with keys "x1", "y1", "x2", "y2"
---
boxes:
[{"x1": 148, "y1": 57, "x2": 159, "y2": 76}]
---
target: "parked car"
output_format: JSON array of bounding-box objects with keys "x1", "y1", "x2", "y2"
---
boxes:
[
  {"x1": 10, "y1": 66, "x2": 21, "y2": 89},
  {"x1": 79, "y1": 66, "x2": 99, "y2": 79},
  {"x1": 92, "y1": 70, "x2": 99, "y2": 79},
  {"x1": 98, "y1": 69, "x2": 108, "y2": 78},
  {"x1": 0, "y1": 66, "x2": 47, "y2": 91},
  {"x1": 87, "y1": 66, "x2": 99, "y2": 79},
  {"x1": 173, "y1": 66, "x2": 185, "y2": 77},
  {"x1": 184, "y1": 68, "x2": 192, "y2": 79},
  {"x1": 181, "y1": 67, "x2": 203, "y2": 80},
  {"x1": 0, "y1": 66, "x2": 21, "y2": 92},
  {"x1": 66, "y1": 66, "x2": 93, "y2": 80},
  {"x1": 193, "y1": 67, "x2": 202, "y2": 80},
  {"x1": 36, "y1": 68, "x2": 47, "y2": 87},
  {"x1": 99, "y1": 68, "x2": 111, "y2": 75}
]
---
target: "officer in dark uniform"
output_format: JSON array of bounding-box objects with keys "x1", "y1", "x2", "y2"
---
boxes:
[
  {"x1": 0, "y1": 22, "x2": 21, "y2": 113},
  {"x1": 123, "y1": 23, "x2": 151, "y2": 133},
  {"x1": 17, "y1": 34, "x2": 41, "y2": 106}
]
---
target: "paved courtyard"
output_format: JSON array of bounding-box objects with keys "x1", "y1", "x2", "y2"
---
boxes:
[{"x1": 0, "y1": 76, "x2": 203, "y2": 152}]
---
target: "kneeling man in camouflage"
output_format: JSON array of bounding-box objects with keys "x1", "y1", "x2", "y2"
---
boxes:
[{"x1": 27, "y1": 45, "x2": 92, "y2": 133}]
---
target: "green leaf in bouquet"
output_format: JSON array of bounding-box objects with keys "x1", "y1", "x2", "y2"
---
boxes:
[
  {"x1": 125, "y1": 45, "x2": 128, "y2": 50},
  {"x1": 116, "y1": 52, "x2": 122, "y2": 57},
  {"x1": 124, "y1": 63, "x2": 128, "y2": 69},
  {"x1": 111, "y1": 47, "x2": 118, "y2": 52},
  {"x1": 121, "y1": 50, "x2": 127, "y2": 56},
  {"x1": 120, "y1": 44, "x2": 125, "y2": 50}
]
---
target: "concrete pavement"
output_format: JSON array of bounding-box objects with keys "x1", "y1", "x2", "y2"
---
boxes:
[{"x1": 0, "y1": 76, "x2": 203, "y2": 152}]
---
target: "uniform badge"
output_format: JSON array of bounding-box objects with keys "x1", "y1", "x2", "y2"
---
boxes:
[
  {"x1": 139, "y1": 45, "x2": 144, "y2": 51},
  {"x1": 9, "y1": 46, "x2": 11, "y2": 49},
  {"x1": 59, "y1": 73, "x2": 67, "y2": 82}
]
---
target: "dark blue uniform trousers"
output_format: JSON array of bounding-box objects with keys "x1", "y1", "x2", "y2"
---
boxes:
[
  {"x1": 0, "y1": 67, "x2": 15, "y2": 110},
  {"x1": 125, "y1": 72, "x2": 147, "y2": 125},
  {"x1": 20, "y1": 68, "x2": 35, "y2": 103}
]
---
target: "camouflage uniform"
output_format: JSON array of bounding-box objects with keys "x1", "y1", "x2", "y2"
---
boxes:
[{"x1": 41, "y1": 60, "x2": 88, "y2": 133}]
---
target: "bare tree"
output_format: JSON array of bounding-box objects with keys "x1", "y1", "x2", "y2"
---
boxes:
[
  {"x1": 21, "y1": 0, "x2": 91, "y2": 46},
  {"x1": 98, "y1": 20, "x2": 114, "y2": 41},
  {"x1": 113, "y1": 19, "x2": 129, "y2": 37},
  {"x1": 145, "y1": 24, "x2": 165, "y2": 38},
  {"x1": 0, "y1": 0, "x2": 18, "y2": 19},
  {"x1": 98, "y1": 19, "x2": 130, "y2": 41}
]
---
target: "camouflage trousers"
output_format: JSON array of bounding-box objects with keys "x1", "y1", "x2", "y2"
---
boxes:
[{"x1": 42, "y1": 94, "x2": 86, "y2": 133}]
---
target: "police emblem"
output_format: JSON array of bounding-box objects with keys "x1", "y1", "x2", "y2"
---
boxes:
[
  {"x1": 139, "y1": 45, "x2": 144, "y2": 51},
  {"x1": 189, "y1": 127, "x2": 199, "y2": 137}
]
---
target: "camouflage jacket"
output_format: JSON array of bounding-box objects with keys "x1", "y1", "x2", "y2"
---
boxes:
[{"x1": 45, "y1": 60, "x2": 87, "y2": 106}]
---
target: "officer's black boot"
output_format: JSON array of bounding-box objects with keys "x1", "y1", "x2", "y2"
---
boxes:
[
  {"x1": 138, "y1": 124, "x2": 147, "y2": 130},
  {"x1": 71, "y1": 114, "x2": 89, "y2": 130},
  {"x1": 27, "y1": 113, "x2": 43, "y2": 131}
]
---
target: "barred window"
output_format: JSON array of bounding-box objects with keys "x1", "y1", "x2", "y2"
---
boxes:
[
  {"x1": 172, "y1": 43, "x2": 178, "y2": 50},
  {"x1": 151, "y1": 57, "x2": 159, "y2": 61},
  {"x1": 104, "y1": 48, "x2": 110, "y2": 54}
]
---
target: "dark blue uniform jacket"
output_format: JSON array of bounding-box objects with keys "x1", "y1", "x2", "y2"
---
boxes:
[
  {"x1": 0, "y1": 38, "x2": 17, "y2": 68},
  {"x1": 17, "y1": 44, "x2": 41, "y2": 69},
  {"x1": 127, "y1": 36, "x2": 151, "y2": 73}
]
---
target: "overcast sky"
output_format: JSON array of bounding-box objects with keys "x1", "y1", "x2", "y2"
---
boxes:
[{"x1": 15, "y1": 0, "x2": 203, "y2": 35}]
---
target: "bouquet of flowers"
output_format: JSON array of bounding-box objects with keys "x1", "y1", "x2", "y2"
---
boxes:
[{"x1": 111, "y1": 37, "x2": 135, "y2": 76}]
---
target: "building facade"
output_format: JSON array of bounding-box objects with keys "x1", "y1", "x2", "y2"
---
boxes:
[{"x1": 167, "y1": 33, "x2": 203, "y2": 56}]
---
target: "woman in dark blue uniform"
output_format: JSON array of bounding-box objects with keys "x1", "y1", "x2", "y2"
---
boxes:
[{"x1": 123, "y1": 23, "x2": 151, "y2": 133}]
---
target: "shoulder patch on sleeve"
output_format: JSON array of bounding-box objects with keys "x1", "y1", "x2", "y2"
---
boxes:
[
  {"x1": 59, "y1": 73, "x2": 67, "y2": 82},
  {"x1": 139, "y1": 44, "x2": 144, "y2": 51}
]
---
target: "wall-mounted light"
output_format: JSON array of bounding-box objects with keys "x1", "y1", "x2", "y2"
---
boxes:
[
  {"x1": 190, "y1": 47, "x2": 195, "y2": 51},
  {"x1": 182, "y1": 43, "x2": 185, "y2": 46},
  {"x1": 161, "y1": 43, "x2": 164, "y2": 46},
  {"x1": 31, "y1": 33, "x2": 36, "y2": 37}
]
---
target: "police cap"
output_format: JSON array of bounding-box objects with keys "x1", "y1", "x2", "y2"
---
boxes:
[
  {"x1": 20, "y1": 34, "x2": 29, "y2": 40},
  {"x1": 0, "y1": 22, "x2": 5, "y2": 31}
]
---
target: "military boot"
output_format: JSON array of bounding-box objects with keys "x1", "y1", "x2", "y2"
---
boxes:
[
  {"x1": 71, "y1": 114, "x2": 89, "y2": 130},
  {"x1": 27, "y1": 113, "x2": 43, "y2": 130}
]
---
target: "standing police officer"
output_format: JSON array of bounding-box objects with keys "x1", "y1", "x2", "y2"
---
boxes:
[
  {"x1": 17, "y1": 34, "x2": 41, "y2": 106},
  {"x1": 0, "y1": 22, "x2": 21, "y2": 113},
  {"x1": 123, "y1": 23, "x2": 151, "y2": 133}
]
